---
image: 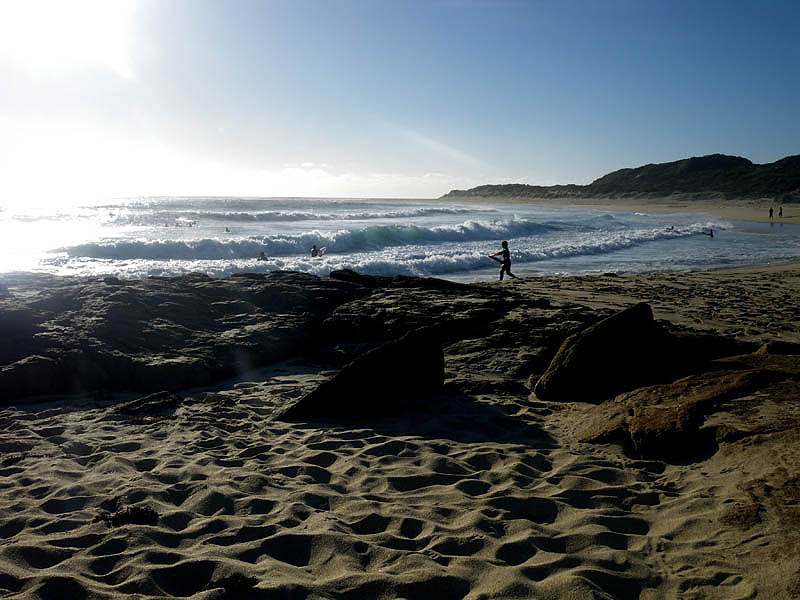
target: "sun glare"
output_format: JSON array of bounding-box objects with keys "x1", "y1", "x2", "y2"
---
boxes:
[{"x1": 0, "y1": 0, "x2": 137, "y2": 78}]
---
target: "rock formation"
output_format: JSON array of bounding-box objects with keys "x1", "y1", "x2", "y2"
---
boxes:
[
  {"x1": 533, "y1": 302, "x2": 755, "y2": 403},
  {"x1": 580, "y1": 348, "x2": 800, "y2": 459},
  {"x1": 276, "y1": 328, "x2": 445, "y2": 421}
]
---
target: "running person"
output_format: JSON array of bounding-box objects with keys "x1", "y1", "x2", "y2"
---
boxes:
[{"x1": 491, "y1": 240, "x2": 517, "y2": 281}]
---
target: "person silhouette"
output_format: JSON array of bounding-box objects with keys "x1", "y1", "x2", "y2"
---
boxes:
[{"x1": 490, "y1": 241, "x2": 517, "y2": 281}]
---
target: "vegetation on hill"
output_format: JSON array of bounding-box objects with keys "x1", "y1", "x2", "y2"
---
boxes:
[{"x1": 442, "y1": 154, "x2": 800, "y2": 200}]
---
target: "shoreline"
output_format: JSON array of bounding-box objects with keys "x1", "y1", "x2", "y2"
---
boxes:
[{"x1": 430, "y1": 194, "x2": 799, "y2": 224}]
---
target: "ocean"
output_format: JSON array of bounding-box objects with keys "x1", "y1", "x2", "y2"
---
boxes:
[{"x1": 2, "y1": 197, "x2": 799, "y2": 284}]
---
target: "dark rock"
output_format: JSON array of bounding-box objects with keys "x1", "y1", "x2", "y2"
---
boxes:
[
  {"x1": 0, "y1": 272, "x2": 369, "y2": 402},
  {"x1": 95, "y1": 505, "x2": 159, "y2": 527},
  {"x1": 113, "y1": 391, "x2": 182, "y2": 416},
  {"x1": 534, "y1": 303, "x2": 670, "y2": 403},
  {"x1": 757, "y1": 340, "x2": 800, "y2": 355},
  {"x1": 0, "y1": 355, "x2": 64, "y2": 398},
  {"x1": 0, "y1": 307, "x2": 37, "y2": 364},
  {"x1": 319, "y1": 282, "x2": 509, "y2": 350},
  {"x1": 330, "y1": 269, "x2": 481, "y2": 293},
  {"x1": 276, "y1": 328, "x2": 445, "y2": 421},
  {"x1": 671, "y1": 331, "x2": 757, "y2": 365},
  {"x1": 533, "y1": 303, "x2": 756, "y2": 403}
]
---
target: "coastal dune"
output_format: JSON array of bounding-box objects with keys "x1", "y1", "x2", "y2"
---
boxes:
[{"x1": 1, "y1": 264, "x2": 799, "y2": 599}]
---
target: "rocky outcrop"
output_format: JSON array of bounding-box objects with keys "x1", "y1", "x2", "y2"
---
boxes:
[
  {"x1": 533, "y1": 303, "x2": 755, "y2": 403},
  {"x1": 580, "y1": 350, "x2": 800, "y2": 459},
  {"x1": 276, "y1": 328, "x2": 445, "y2": 421},
  {"x1": 534, "y1": 303, "x2": 662, "y2": 402},
  {"x1": 0, "y1": 272, "x2": 370, "y2": 402},
  {"x1": 0, "y1": 271, "x2": 519, "y2": 403}
]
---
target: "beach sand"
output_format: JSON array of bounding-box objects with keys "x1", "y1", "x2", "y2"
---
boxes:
[
  {"x1": 1, "y1": 200, "x2": 799, "y2": 599},
  {"x1": 443, "y1": 194, "x2": 798, "y2": 224}
]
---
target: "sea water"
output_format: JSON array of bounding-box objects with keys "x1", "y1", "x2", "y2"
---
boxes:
[{"x1": 1, "y1": 197, "x2": 799, "y2": 284}]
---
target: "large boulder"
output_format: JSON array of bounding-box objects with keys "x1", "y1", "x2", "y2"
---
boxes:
[
  {"x1": 533, "y1": 303, "x2": 671, "y2": 403},
  {"x1": 533, "y1": 302, "x2": 755, "y2": 403},
  {"x1": 276, "y1": 328, "x2": 444, "y2": 421}
]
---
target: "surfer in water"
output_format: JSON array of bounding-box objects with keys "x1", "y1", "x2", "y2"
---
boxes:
[
  {"x1": 310, "y1": 245, "x2": 327, "y2": 257},
  {"x1": 702, "y1": 228, "x2": 714, "y2": 238},
  {"x1": 490, "y1": 240, "x2": 517, "y2": 281}
]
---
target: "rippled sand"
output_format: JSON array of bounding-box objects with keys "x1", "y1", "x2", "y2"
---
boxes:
[{"x1": 2, "y1": 263, "x2": 799, "y2": 599}]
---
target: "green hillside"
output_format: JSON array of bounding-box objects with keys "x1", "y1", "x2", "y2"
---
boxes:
[{"x1": 442, "y1": 154, "x2": 800, "y2": 200}]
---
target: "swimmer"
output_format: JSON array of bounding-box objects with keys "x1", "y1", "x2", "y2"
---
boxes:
[{"x1": 257, "y1": 252, "x2": 267, "y2": 261}]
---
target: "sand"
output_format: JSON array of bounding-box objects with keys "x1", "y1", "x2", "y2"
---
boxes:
[
  {"x1": 441, "y1": 194, "x2": 798, "y2": 224},
  {"x1": 1, "y1": 199, "x2": 799, "y2": 599}
]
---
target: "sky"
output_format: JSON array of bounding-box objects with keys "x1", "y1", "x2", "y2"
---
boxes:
[{"x1": 1, "y1": 0, "x2": 798, "y2": 202}]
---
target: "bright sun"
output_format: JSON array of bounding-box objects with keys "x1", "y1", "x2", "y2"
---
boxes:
[{"x1": 0, "y1": 0, "x2": 137, "y2": 78}]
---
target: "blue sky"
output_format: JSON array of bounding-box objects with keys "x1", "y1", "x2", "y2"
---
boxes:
[{"x1": 1, "y1": 0, "x2": 798, "y2": 201}]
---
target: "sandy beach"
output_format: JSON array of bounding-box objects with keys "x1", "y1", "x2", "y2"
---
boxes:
[
  {"x1": 442, "y1": 194, "x2": 799, "y2": 225},
  {"x1": 1, "y1": 200, "x2": 799, "y2": 600}
]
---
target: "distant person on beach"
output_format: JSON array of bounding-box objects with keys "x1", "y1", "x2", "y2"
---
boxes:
[
  {"x1": 770, "y1": 207, "x2": 774, "y2": 219},
  {"x1": 490, "y1": 240, "x2": 517, "y2": 281},
  {"x1": 258, "y1": 252, "x2": 267, "y2": 261},
  {"x1": 779, "y1": 206, "x2": 783, "y2": 218}
]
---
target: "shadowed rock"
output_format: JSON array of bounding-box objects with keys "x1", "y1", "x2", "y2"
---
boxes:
[
  {"x1": 0, "y1": 270, "x2": 516, "y2": 403},
  {"x1": 330, "y1": 269, "x2": 484, "y2": 292},
  {"x1": 0, "y1": 272, "x2": 370, "y2": 402},
  {"x1": 534, "y1": 303, "x2": 668, "y2": 402},
  {"x1": 276, "y1": 328, "x2": 445, "y2": 421},
  {"x1": 0, "y1": 355, "x2": 63, "y2": 397},
  {"x1": 113, "y1": 391, "x2": 182, "y2": 417},
  {"x1": 533, "y1": 302, "x2": 755, "y2": 403}
]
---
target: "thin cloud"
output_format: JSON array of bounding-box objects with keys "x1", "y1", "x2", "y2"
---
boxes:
[{"x1": 380, "y1": 120, "x2": 490, "y2": 170}]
